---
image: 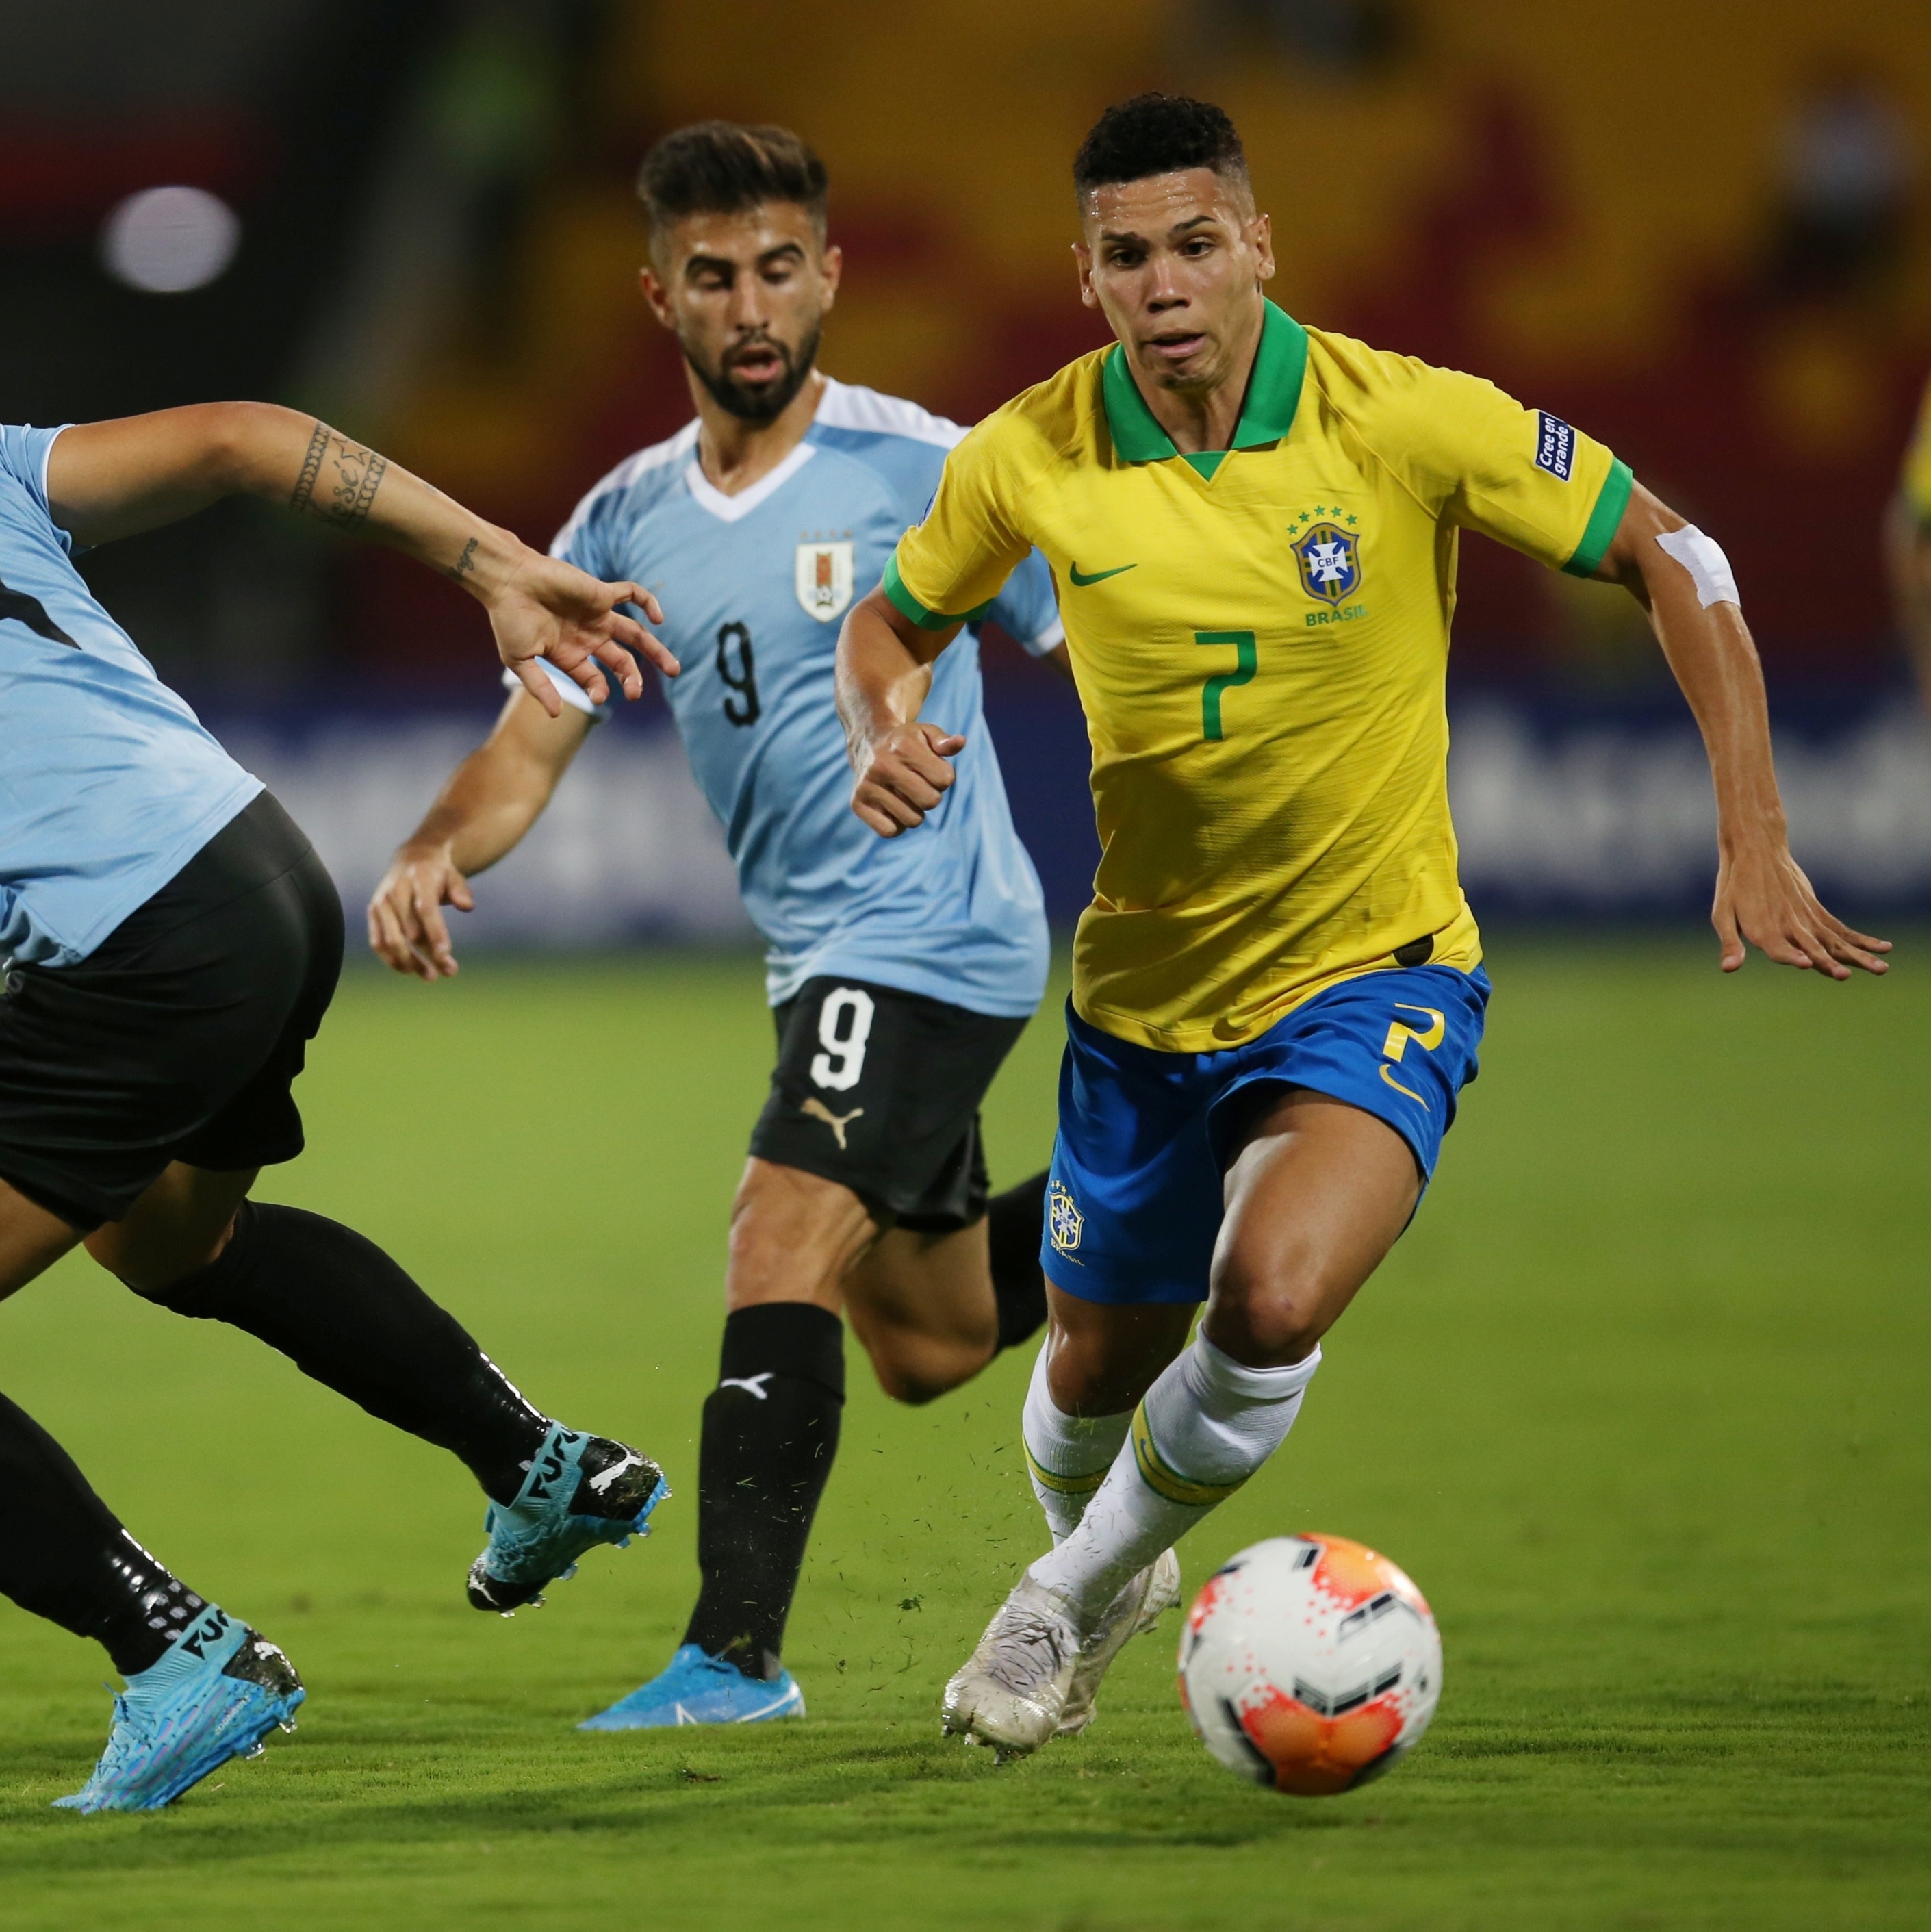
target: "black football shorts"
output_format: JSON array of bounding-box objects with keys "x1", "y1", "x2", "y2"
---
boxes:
[
  {"x1": 747, "y1": 975, "x2": 1029, "y2": 1231},
  {"x1": 0, "y1": 790, "x2": 344, "y2": 1232}
]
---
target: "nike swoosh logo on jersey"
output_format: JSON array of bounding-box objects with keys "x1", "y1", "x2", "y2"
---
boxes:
[{"x1": 1067, "y1": 561, "x2": 1136, "y2": 587}]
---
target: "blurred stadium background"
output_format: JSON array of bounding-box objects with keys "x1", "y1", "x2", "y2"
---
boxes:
[{"x1": 6, "y1": 0, "x2": 1931, "y2": 945}]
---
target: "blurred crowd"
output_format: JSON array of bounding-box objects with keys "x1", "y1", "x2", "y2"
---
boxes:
[{"x1": 2, "y1": 0, "x2": 1929, "y2": 700}]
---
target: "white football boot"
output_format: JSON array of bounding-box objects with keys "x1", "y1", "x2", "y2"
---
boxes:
[
  {"x1": 941, "y1": 1575, "x2": 1080, "y2": 1762},
  {"x1": 1056, "y1": 1548, "x2": 1181, "y2": 1738}
]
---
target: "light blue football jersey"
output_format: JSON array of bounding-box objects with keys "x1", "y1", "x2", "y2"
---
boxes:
[
  {"x1": 0, "y1": 424, "x2": 261, "y2": 968},
  {"x1": 538, "y1": 379, "x2": 1058, "y2": 1018}
]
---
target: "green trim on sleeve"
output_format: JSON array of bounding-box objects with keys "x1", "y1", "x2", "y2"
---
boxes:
[
  {"x1": 1562, "y1": 457, "x2": 1634, "y2": 579},
  {"x1": 881, "y1": 552, "x2": 990, "y2": 630}
]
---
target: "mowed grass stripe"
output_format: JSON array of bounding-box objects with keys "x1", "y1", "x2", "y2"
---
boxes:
[{"x1": 0, "y1": 937, "x2": 1924, "y2": 1930}]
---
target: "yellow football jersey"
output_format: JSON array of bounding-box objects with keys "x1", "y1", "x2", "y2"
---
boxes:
[
  {"x1": 886, "y1": 302, "x2": 1631, "y2": 1052},
  {"x1": 1902, "y1": 373, "x2": 1931, "y2": 524}
]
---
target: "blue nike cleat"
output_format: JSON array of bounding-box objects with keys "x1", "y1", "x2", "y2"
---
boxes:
[
  {"x1": 578, "y1": 1645, "x2": 806, "y2": 1729},
  {"x1": 53, "y1": 1605, "x2": 303, "y2": 1814},
  {"x1": 467, "y1": 1424, "x2": 669, "y2": 1615}
]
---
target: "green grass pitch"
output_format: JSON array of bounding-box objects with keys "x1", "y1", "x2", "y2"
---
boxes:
[{"x1": 0, "y1": 935, "x2": 1926, "y2": 1929}]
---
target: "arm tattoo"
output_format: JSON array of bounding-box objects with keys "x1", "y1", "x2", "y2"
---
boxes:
[
  {"x1": 289, "y1": 420, "x2": 389, "y2": 532},
  {"x1": 448, "y1": 537, "x2": 479, "y2": 585},
  {"x1": 289, "y1": 422, "x2": 329, "y2": 516}
]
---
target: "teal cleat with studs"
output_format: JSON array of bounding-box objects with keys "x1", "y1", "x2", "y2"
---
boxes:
[
  {"x1": 578, "y1": 1645, "x2": 805, "y2": 1729},
  {"x1": 53, "y1": 1605, "x2": 303, "y2": 1814},
  {"x1": 466, "y1": 1423, "x2": 669, "y2": 1615}
]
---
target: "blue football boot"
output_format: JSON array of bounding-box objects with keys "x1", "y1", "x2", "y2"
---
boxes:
[
  {"x1": 466, "y1": 1424, "x2": 669, "y2": 1614},
  {"x1": 578, "y1": 1644, "x2": 805, "y2": 1729},
  {"x1": 53, "y1": 1604, "x2": 303, "y2": 1814}
]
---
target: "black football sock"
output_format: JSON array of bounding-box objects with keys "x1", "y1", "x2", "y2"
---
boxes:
[
  {"x1": 137, "y1": 1202, "x2": 548, "y2": 1505},
  {"x1": 0, "y1": 1390, "x2": 209, "y2": 1675},
  {"x1": 987, "y1": 1169, "x2": 1051, "y2": 1352},
  {"x1": 681, "y1": 1301, "x2": 845, "y2": 1680}
]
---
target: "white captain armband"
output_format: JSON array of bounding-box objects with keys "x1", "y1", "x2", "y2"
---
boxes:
[{"x1": 1654, "y1": 525, "x2": 1739, "y2": 611}]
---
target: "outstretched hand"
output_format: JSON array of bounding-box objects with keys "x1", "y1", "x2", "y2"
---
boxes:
[
  {"x1": 368, "y1": 844, "x2": 473, "y2": 980},
  {"x1": 487, "y1": 550, "x2": 678, "y2": 715},
  {"x1": 850, "y1": 721, "x2": 967, "y2": 837},
  {"x1": 1713, "y1": 843, "x2": 1890, "y2": 979}
]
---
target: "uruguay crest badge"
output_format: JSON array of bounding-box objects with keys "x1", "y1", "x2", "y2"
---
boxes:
[
  {"x1": 1292, "y1": 523, "x2": 1361, "y2": 605},
  {"x1": 795, "y1": 539, "x2": 855, "y2": 622}
]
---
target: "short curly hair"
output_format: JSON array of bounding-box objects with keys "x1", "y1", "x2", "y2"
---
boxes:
[{"x1": 1073, "y1": 94, "x2": 1249, "y2": 203}]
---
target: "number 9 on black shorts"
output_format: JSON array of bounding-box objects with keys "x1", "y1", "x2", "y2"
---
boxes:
[{"x1": 748, "y1": 976, "x2": 1027, "y2": 1232}]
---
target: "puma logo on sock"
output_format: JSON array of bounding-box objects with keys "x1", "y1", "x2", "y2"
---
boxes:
[
  {"x1": 720, "y1": 1373, "x2": 775, "y2": 1401},
  {"x1": 801, "y1": 1097, "x2": 863, "y2": 1149}
]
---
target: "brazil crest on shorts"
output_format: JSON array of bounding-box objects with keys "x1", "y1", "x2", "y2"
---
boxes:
[
  {"x1": 1048, "y1": 1181, "x2": 1083, "y2": 1255},
  {"x1": 1292, "y1": 522, "x2": 1360, "y2": 605}
]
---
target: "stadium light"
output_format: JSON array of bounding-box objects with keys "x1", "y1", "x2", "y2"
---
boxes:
[{"x1": 101, "y1": 186, "x2": 241, "y2": 294}]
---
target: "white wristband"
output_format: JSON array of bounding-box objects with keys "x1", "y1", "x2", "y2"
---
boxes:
[
  {"x1": 1654, "y1": 524, "x2": 1740, "y2": 611},
  {"x1": 501, "y1": 663, "x2": 600, "y2": 716}
]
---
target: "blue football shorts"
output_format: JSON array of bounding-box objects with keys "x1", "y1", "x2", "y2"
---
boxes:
[{"x1": 1040, "y1": 963, "x2": 1492, "y2": 1306}]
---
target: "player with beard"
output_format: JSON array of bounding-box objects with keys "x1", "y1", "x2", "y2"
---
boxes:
[
  {"x1": 0, "y1": 401, "x2": 677, "y2": 1810},
  {"x1": 369, "y1": 122, "x2": 1081, "y2": 1729}
]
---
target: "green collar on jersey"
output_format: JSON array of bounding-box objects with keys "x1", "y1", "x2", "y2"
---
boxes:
[{"x1": 1101, "y1": 298, "x2": 1309, "y2": 480}]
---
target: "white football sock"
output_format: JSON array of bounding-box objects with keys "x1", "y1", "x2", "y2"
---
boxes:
[
  {"x1": 1026, "y1": 1333, "x2": 1321, "y2": 1624},
  {"x1": 1021, "y1": 1342, "x2": 1131, "y2": 1542}
]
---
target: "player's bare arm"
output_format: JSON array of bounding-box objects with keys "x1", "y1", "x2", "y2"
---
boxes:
[
  {"x1": 43, "y1": 403, "x2": 677, "y2": 713},
  {"x1": 1594, "y1": 483, "x2": 1889, "y2": 979},
  {"x1": 369, "y1": 691, "x2": 593, "y2": 980},
  {"x1": 835, "y1": 585, "x2": 966, "y2": 836}
]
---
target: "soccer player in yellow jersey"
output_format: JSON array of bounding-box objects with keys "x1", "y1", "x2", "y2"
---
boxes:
[
  {"x1": 836, "y1": 94, "x2": 1891, "y2": 1760},
  {"x1": 1884, "y1": 372, "x2": 1931, "y2": 711}
]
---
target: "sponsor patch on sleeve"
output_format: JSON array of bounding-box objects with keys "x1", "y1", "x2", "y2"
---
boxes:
[{"x1": 1534, "y1": 411, "x2": 1576, "y2": 481}]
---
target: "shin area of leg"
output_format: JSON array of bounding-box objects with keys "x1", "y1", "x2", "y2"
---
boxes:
[
  {"x1": 1021, "y1": 1341, "x2": 1130, "y2": 1542},
  {"x1": 685, "y1": 1160, "x2": 867, "y2": 1676},
  {"x1": 127, "y1": 1197, "x2": 549, "y2": 1503},
  {"x1": 1026, "y1": 1335, "x2": 1320, "y2": 1620},
  {"x1": 1022, "y1": 1288, "x2": 1192, "y2": 1547},
  {"x1": 0, "y1": 1389, "x2": 209, "y2": 1674},
  {"x1": 683, "y1": 1301, "x2": 845, "y2": 1677}
]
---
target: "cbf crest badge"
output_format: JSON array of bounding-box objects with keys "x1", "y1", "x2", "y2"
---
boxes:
[
  {"x1": 1047, "y1": 1182, "x2": 1084, "y2": 1256},
  {"x1": 795, "y1": 539, "x2": 855, "y2": 622},
  {"x1": 1292, "y1": 522, "x2": 1361, "y2": 605}
]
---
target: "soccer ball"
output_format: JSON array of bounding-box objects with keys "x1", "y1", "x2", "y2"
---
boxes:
[{"x1": 1177, "y1": 1534, "x2": 1442, "y2": 1795}]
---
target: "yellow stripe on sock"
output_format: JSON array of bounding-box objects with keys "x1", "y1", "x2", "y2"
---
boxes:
[
  {"x1": 1130, "y1": 1404, "x2": 1248, "y2": 1508},
  {"x1": 1023, "y1": 1442, "x2": 1108, "y2": 1497}
]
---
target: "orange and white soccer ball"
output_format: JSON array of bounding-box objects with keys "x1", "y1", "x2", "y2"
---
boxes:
[{"x1": 1177, "y1": 1534, "x2": 1442, "y2": 1795}]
